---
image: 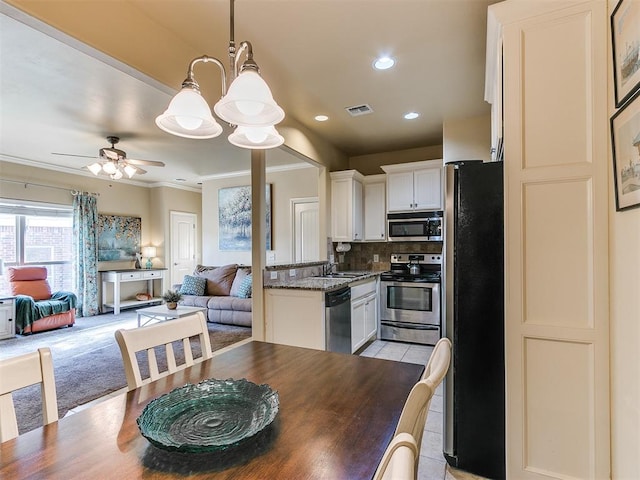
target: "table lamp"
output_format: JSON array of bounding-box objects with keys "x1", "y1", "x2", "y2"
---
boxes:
[{"x1": 142, "y1": 246, "x2": 156, "y2": 269}]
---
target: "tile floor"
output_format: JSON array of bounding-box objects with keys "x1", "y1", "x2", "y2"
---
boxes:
[{"x1": 360, "y1": 340, "x2": 488, "y2": 480}]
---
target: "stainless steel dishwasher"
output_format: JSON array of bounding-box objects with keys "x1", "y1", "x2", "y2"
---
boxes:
[{"x1": 325, "y1": 286, "x2": 352, "y2": 354}]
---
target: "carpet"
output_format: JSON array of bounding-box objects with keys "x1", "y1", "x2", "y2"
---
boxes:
[{"x1": 0, "y1": 311, "x2": 252, "y2": 435}]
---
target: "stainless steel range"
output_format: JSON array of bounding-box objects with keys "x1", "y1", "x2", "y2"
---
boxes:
[{"x1": 380, "y1": 253, "x2": 442, "y2": 345}]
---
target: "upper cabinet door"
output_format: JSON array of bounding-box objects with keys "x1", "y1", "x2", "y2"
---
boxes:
[
  {"x1": 386, "y1": 171, "x2": 415, "y2": 212},
  {"x1": 413, "y1": 168, "x2": 442, "y2": 210},
  {"x1": 383, "y1": 160, "x2": 444, "y2": 212}
]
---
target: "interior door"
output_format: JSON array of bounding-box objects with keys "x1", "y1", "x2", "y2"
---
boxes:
[
  {"x1": 170, "y1": 211, "x2": 196, "y2": 287},
  {"x1": 292, "y1": 198, "x2": 319, "y2": 263}
]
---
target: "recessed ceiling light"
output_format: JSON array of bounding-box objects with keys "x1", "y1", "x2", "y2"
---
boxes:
[
  {"x1": 315, "y1": 115, "x2": 329, "y2": 122},
  {"x1": 374, "y1": 56, "x2": 395, "y2": 70},
  {"x1": 404, "y1": 112, "x2": 420, "y2": 120}
]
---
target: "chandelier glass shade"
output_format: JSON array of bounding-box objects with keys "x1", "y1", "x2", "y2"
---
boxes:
[
  {"x1": 155, "y1": 87, "x2": 223, "y2": 139},
  {"x1": 87, "y1": 160, "x2": 137, "y2": 179},
  {"x1": 155, "y1": 0, "x2": 284, "y2": 149},
  {"x1": 228, "y1": 125, "x2": 284, "y2": 149}
]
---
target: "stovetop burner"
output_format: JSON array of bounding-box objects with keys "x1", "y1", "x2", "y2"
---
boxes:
[{"x1": 382, "y1": 252, "x2": 442, "y2": 283}]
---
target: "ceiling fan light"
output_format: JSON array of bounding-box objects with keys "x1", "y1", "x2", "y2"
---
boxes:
[
  {"x1": 102, "y1": 161, "x2": 117, "y2": 174},
  {"x1": 111, "y1": 169, "x2": 123, "y2": 180},
  {"x1": 156, "y1": 87, "x2": 223, "y2": 139},
  {"x1": 87, "y1": 162, "x2": 102, "y2": 175},
  {"x1": 228, "y1": 125, "x2": 284, "y2": 150},
  {"x1": 123, "y1": 164, "x2": 137, "y2": 178},
  {"x1": 214, "y1": 71, "x2": 284, "y2": 127}
]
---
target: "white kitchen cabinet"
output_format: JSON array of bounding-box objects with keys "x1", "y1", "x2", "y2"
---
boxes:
[
  {"x1": 265, "y1": 289, "x2": 326, "y2": 350},
  {"x1": 363, "y1": 174, "x2": 386, "y2": 241},
  {"x1": 382, "y1": 159, "x2": 443, "y2": 211},
  {"x1": 0, "y1": 296, "x2": 16, "y2": 339},
  {"x1": 350, "y1": 278, "x2": 378, "y2": 352},
  {"x1": 330, "y1": 170, "x2": 364, "y2": 241}
]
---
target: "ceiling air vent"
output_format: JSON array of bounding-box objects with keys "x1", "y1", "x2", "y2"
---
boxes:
[{"x1": 345, "y1": 104, "x2": 373, "y2": 117}]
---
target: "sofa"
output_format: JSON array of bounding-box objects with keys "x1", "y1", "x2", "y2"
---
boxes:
[
  {"x1": 8, "y1": 266, "x2": 77, "y2": 335},
  {"x1": 175, "y1": 264, "x2": 252, "y2": 328}
]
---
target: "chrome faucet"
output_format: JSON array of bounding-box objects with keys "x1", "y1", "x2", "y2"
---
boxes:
[{"x1": 322, "y1": 262, "x2": 336, "y2": 276}]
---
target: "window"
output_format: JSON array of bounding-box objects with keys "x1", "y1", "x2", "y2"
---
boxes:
[{"x1": 0, "y1": 201, "x2": 73, "y2": 295}]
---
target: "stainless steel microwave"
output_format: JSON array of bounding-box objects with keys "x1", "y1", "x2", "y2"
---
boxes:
[{"x1": 387, "y1": 211, "x2": 443, "y2": 241}]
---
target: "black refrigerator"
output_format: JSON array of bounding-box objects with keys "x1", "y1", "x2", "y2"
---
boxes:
[{"x1": 442, "y1": 160, "x2": 505, "y2": 479}]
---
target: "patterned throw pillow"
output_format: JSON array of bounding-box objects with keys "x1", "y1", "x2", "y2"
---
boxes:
[
  {"x1": 179, "y1": 275, "x2": 206, "y2": 296},
  {"x1": 236, "y1": 273, "x2": 252, "y2": 299}
]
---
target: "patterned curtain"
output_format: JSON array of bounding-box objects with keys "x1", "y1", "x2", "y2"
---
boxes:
[{"x1": 73, "y1": 194, "x2": 99, "y2": 317}]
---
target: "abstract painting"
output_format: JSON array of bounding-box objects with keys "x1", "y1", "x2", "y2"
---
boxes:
[
  {"x1": 218, "y1": 185, "x2": 272, "y2": 251},
  {"x1": 97, "y1": 214, "x2": 141, "y2": 261}
]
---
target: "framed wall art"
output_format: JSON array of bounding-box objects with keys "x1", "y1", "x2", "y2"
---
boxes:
[
  {"x1": 218, "y1": 184, "x2": 272, "y2": 251},
  {"x1": 611, "y1": 90, "x2": 640, "y2": 211},
  {"x1": 97, "y1": 214, "x2": 141, "y2": 261},
  {"x1": 612, "y1": 0, "x2": 640, "y2": 107}
]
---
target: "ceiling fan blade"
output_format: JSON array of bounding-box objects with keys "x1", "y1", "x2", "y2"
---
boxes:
[
  {"x1": 126, "y1": 158, "x2": 165, "y2": 167},
  {"x1": 52, "y1": 152, "x2": 99, "y2": 159},
  {"x1": 131, "y1": 165, "x2": 147, "y2": 174}
]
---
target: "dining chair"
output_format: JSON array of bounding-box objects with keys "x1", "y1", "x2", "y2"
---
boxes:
[
  {"x1": 0, "y1": 347, "x2": 58, "y2": 442},
  {"x1": 114, "y1": 311, "x2": 213, "y2": 390},
  {"x1": 394, "y1": 337, "x2": 452, "y2": 472},
  {"x1": 373, "y1": 432, "x2": 418, "y2": 480}
]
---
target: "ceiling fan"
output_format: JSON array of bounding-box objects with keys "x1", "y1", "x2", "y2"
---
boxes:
[{"x1": 52, "y1": 136, "x2": 165, "y2": 180}]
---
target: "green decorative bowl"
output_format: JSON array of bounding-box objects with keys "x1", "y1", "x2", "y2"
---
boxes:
[{"x1": 137, "y1": 378, "x2": 279, "y2": 453}]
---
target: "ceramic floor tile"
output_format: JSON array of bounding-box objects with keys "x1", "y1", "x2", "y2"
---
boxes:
[
  {"x1": 430, "y1": 393, "x2": 443, "y2": 413},
  {"x1": 401, "y1": 348, "x2": 431, "y2": 366},
  {"x1": 422, "y1": 430, "x2": 445, "y2": 462},
  {"x1": 418, "y1": 454, "x2": 447, "y2": 480},
  {"x1": 426, "y1": 408, "x2": 443, "y2": 434}
]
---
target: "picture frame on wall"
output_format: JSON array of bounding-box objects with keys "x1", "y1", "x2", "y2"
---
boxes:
[
  {"x1": 612, "y1": 0, "x2": 640, "y2": 107},
  {"x1": 611, "y1": 90, "x2": 640, "y2": 211},
  {"x1": 218, "y1": 184, "x2": 272, "y2": 251}
]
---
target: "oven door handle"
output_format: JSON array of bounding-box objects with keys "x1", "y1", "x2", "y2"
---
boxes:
[{"x1": 380, "y1": 321, "x2": 440, "y2": 330}]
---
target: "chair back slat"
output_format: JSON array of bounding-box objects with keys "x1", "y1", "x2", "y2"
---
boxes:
[
  {"x1": 0, "y1": 347, "x2": 58, "y2": 443},
  {"x1": 115, "y1": 311, "x2": 212, "y2": 390}
]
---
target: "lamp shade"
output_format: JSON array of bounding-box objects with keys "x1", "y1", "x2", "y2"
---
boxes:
[
  {"x1": 228, "y1": 125, "x2": 284, "y2": 149},
  {"x1": 156, "y1": 87, "x2": 223, "y2": 139},
  {"x1": 102, "y1": 161, "x2": 117, "y2": 175},
  {"x1": 214, "y1": 71, "x2": 284, "y2": 127},
  {"x1": 87, "y1": 163, "x2": 102, "y2": 175},
  {"x1": 123, "y1": 164, "x2": 137, "y2": 178},
  {"x1": 142, "y1": 246, "x2": 156, "y2": 258}
]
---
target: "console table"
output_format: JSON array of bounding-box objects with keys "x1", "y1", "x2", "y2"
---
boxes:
[
  {"x1": 100, "y1": 269, "x2": 166, "y2": 315},
  {"x1": 0, "y1": 296, "x2": 16, "y2": 339}
]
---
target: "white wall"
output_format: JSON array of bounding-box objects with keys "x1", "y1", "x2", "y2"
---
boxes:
[
  {"x1": 201, "y1": 165, "x2": 319, "y2": 266},
  {"x1": 442, "y1": 114, "x2": 491, "y2": 163}
]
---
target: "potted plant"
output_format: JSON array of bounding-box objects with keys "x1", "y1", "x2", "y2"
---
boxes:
[{"x1": 162, "y1": 290, "x2": 183, "y2": 310}]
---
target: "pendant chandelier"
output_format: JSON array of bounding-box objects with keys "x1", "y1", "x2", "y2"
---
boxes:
[{"x1": 156, "y1": 0, "x2": 284, "y2": 149}]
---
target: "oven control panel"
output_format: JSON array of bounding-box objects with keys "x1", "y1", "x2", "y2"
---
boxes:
[{"x1": 390, "y1": 253, "x2": 442, "y2": 265}]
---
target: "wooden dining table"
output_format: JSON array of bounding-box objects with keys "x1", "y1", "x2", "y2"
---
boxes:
[{"x1": 1, "y1": 341, "x2": 423, "y2": 479}]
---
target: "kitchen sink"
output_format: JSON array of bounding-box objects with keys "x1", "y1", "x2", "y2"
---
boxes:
[{"x1": 312, "y1": 272, "x2": 363, "y2": 279}]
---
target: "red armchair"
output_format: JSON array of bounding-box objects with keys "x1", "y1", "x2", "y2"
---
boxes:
[{"x1": 8, "y1": 266, "x2": 76, "y2": 335}]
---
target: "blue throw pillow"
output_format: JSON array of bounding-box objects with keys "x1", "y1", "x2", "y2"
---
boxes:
[
  {"x1": 236, "y1": 273, "x2": 252, "y2": 298},
  {"x1": 179, "y1": 275, "x2": 206, "y2": 296}
]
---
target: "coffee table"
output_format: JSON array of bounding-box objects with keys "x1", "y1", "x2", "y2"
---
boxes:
[{"x1": 135, "y1": 304, "x2": 206, "y2": 327}]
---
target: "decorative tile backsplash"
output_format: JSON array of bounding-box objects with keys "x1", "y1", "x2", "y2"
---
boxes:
[{"x1": 332, "y1": 241, "x2": 443, "y2": 272}]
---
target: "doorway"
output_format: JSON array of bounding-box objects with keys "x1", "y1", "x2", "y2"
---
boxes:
[
  {"x1": 291, "y1": 197, "x2": 319, "y2": 262},
  {"x1": 170, "y1": 211, "x2": 197, "y2": 287}
]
